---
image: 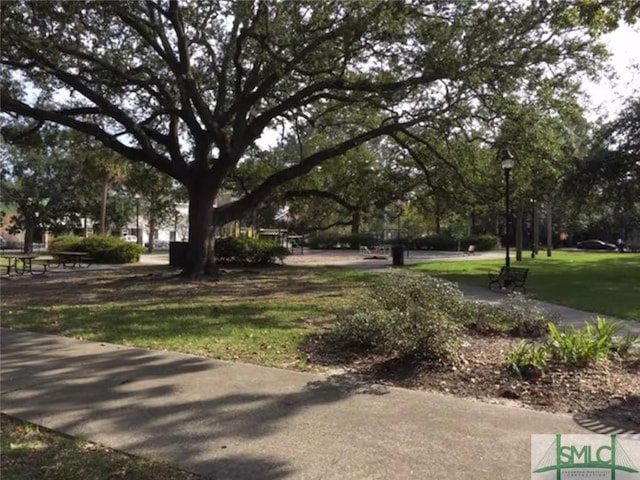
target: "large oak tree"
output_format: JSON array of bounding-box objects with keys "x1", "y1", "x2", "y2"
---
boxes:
[{"x1": 0, "y1": 0, "x2": 616, "y2": 276}]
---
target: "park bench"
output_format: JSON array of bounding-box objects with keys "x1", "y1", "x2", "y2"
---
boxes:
[
  {"x1": 488, "y1": 266, "x2": 529, "y2": 293},
  {"x1": 1, "y1": 257, "x2": 10, "y2": 276},
  {"x1": 360, "y1": 245, "x2": 389, "y2": 259}
]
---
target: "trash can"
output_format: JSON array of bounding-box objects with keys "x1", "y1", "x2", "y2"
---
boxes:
[
  {"x1": 169, "y1": 241, "x2": 188, "y2": 268},
  {"x1": 391, "y1": 244, "x2": 404, "y2": 266}
]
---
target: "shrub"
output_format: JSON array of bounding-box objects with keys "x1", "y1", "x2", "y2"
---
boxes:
[
  {"x1": 412, "y1": 234, "x2": 456, "y2": 251},
  {"x1": 337, "y1": 233, "x2": 378, "y2": 249},
  {"x1": 503, "y1": 294, "x2": 556, "y2": 337},
  {"x1": 306, "y1": 233, "x2": 341, "y2": 249},
  {"x1": 460, "y1": 234, "x2": 499, "y2": 251},
  {"x1": 215, "y1": 237, "x2": 289, "y2": 264},
  {"x1": 49, "y1": 235, "x2": 144, "y2": 263},
  {"x1": 335, "y1": 272, "x2": 462, "y2": 361},
  {"x1": 49, "y1": 235, "x2": 83, "y2": 252},
  {"x1": 504, "y1": 340, "x2": 547, "y2": 378},
  {"x1": 107, "y1": 243, "x2": 145, "y2": 263},
  {"x1": 546, "y1": 318, "x2": 630, "y2": 367},
  {"x1": 504, "y1": 317, "x2": 637, "y2": 377},
  {"x1": 609, "y1": 333, "x2": 639, "y2": 356},
  {"x1": 453, "y1": 300, "x2": 509, "y2": 333}
]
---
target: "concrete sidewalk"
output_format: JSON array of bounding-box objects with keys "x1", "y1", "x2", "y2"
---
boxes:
[{"x1": 1, "y1": 328, "x2": 627, "y2": 480}]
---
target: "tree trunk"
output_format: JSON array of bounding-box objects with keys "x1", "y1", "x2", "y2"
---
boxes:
[
  {"x1": 182, "y1": 186, "x2": 218, "y2": 278},
  {"x1": 100, "y1": 181, "x2": 109, "y2": 234},
  {"x1": 350, "y1": 211, "x2": 361, "y2": 235},
  {"x1": 532, "y1": 200, "x2": 539, "y2": 257},
  {"x1": 546, "y1": 202, "x2": 553, "y2": 257},
  {"x1": 147, "y1": 215, "x2": 156, "y2": 253},
  {"x1": 23, "y1": 222, "x2": 35, "y2": 253},
  {"x1": 516, "y1": 198, "x2": 523, "y2": 262}
]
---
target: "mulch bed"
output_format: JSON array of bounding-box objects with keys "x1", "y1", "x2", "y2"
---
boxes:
[{"x1": 300, "y1": 332, "x2": 640, "y2": 430}]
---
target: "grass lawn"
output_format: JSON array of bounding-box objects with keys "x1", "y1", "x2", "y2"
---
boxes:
[
  {"x1": 411, "y1": 251, "x2": 640, "y2": 321},
  {"x1": 0, "y1": 414, "x2": 199, "y2": 480},
  {"x1": 0, "y1": 265, "x2": 369, "y2": 370}
]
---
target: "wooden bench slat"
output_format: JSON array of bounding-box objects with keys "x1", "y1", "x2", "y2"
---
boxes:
[{"x1": 488, "y1": 266, "x2": 529, "y2": 293}]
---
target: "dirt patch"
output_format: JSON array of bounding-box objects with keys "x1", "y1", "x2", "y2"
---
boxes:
[
  {"x1": 301, "y1": 332, "x2": 640, "y2": 431},
  {"x1": 0, "y1": 265, "x2": 347, "y2": 309}
]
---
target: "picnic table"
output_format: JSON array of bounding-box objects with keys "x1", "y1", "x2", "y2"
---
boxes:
[
  {"x1": 1, "y1": 254, "x2": 48, "y2": 276},
  {"x1": 50, "y1": 251, "x2": 92, "y2": 269}
]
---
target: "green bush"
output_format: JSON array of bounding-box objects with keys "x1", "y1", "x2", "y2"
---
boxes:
[
  {"x1": 503, "y1": 294, "x2": 556, "y2": 337},
  {"x1": 48, "y1": 235, "x2": 83, "y2": 252},
  {"x1": 412, "y1": 234, "x2": 456, "y2": 251},
  {"x1": 306, "y1": 232, "x2": 379, "y2": 249},
  {"x1": 609, "y1": 333, "x2": 640, "y2": 356},
  {"x1": 546, "y1": 318, "x2": 628, "y2": 367},
  {"x1": 410, "y1": 234, "x2": 498, "y2": 251},
  {"x1": 107, "y1": 243, "x2": 146, "y2": 263},
  {"x1": 504, "y1": 318, "x2": 638, "y2": 377},
  {"x1": 338, "y1": 233, "x2": 379, "y2": 249},
  {"x1": 49, "y1": 235, "x2": 144, "y2": 263},
  {"x1": 504, "y1": 340, "x2": 547, "y2": 378},
  {"x1": 306, "y1": 233, "x2": 341, "y2": 249},
  {"x1": 460, "y1": 234, "x2": 499, "y2": 251},
  {"x1": 215, "y1": 237, "x2": 289, "y2": 264},
  {"x1": 452, "y1": 300, "x2": 509, "y2": 333},
  {"x1": 335, "y1": 272, "x2": 462, "y2": 361}
]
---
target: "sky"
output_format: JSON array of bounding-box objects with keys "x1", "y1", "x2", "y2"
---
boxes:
[{"x1": 581, "y1": 22, "x2": 640, "y2": 121}]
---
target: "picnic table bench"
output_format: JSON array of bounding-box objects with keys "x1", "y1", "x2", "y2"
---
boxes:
[
  {"x1": 488, "y1": 266, "x2": 529, "y2": 293},
  {"x1": 49, "y1": 251, "x2": 93, "y2": 269},
  {"x1": 1, "y1": 254, "x2": 48, "y2": 276}
]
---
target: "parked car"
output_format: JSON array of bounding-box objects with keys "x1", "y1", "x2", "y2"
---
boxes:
[
  {"x1": 122, "y1": 235, "x2": 138, "y2": 243},
  {"x1": 576, "y1": 239, "x2": 617, "y2": 251}
]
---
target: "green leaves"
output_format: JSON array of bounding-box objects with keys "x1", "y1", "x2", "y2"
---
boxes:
[{"x1": 1, "y1": 0, "x2": 630, "y2": 274}]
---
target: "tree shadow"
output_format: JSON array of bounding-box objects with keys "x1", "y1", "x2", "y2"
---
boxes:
[
  {"x1": 573, "y1": 395, "x2": 640, "y2": 435},
  {"x1": 0, "y1": 328, "x2": 359, "y2": 479},
  {"x1": 0, "y1": 266, "x2": 350, "y2": 310}
]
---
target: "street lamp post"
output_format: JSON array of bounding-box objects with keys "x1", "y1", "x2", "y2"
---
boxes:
[
  {"x1": 134, "y1": 194, "x2": 141, "y2": 245},
  {"x1": 501, "y1": 150, "x2": 514, "y2": 267}
]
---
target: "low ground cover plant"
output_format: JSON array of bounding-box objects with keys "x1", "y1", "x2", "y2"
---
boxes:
[
  {"x1": 504, "y1": 317, "x2": 638, "y2": 377},
  {"x1": 505, "y1": 340, "x2": 548, "y2": 379}
]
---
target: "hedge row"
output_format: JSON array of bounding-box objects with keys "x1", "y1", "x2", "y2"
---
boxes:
[
  {"x1": 215, "y1": 237, "x2": 290, "y2": 264},
  {"x1": 306, "y1": 233, "x2": 499, "y2": 251},
  {"x1": 49, "y1": 235, "x2": 145, "y2": 264}
]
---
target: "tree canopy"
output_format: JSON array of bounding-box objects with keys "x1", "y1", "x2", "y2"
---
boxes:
[{"x1": 0, "y1": 0, "x2": 622, "y2": 275}]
